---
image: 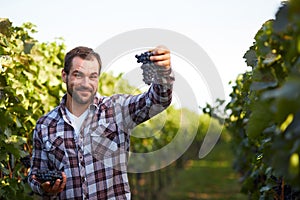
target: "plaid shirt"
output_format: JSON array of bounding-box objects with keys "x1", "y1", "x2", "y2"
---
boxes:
[{"x1": 28, "y1": 68, "x2": 174, "y2": 200}]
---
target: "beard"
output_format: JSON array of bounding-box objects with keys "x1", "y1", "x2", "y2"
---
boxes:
[{"x1": 66, "y1": 79, "x2": 95, "y2": 105}]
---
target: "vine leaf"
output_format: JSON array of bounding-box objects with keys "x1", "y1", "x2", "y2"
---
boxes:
[
  {"x1": 243, "y1": 48, "x2": 257, "y2": 67},
  {"x1": 273, "y1": 3, "x2": 289, "y2": 33},
  {"x1": 246, "y1": 101, "x2": 273, "y2": 140},
  {"x1": 261, "y1": 77, "x2": 300, "y2": 123}
]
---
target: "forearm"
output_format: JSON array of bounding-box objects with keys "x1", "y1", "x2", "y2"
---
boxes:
[
  {"x1": 153, "y1": 66, "x2": 175, "y2": 87},
  {"x1": 149, "y1": 67, "x2": 174, "y2": 107}
]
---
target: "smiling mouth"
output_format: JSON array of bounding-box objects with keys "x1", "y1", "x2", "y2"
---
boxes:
[
  {"x1": 76, "y1": 86, "x2": 93, "y2": 93},
  {"x1": 78, "y1": 90, "x2": 91, "y2": 95}
]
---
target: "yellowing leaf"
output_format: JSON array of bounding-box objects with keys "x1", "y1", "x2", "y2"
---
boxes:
[
  {"x1": 290, "y1": 153, "x2": 299, "y2": 167},
  {"x1": 280, "y1": 114, "x2": 293, "y2": 132},
  {"x1": 289, "y1": 153, "x2": 299, "y2": 176}
]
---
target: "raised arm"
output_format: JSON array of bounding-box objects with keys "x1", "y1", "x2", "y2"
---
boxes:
[{"x1": 120, "y1": 45, "x2": 175, "y2": 129}]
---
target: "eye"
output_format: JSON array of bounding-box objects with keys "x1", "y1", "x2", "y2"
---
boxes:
[
  {"x1": 74, "y1": 72, "x2": 83, "y2": 78},
  {"x1": 90, "y1": 74, "x2": 98, "y2": 79}
]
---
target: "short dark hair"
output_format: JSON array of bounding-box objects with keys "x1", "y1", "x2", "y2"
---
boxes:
[{"x1": 64, "y1": 46, "x2": 102, "y2": 74}]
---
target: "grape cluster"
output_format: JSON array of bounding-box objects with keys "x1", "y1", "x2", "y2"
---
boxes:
[
  {"x1": 36, "y1": 170, "x2": 63, "y2": 186},
  {"x1": 135, "y1": 51, "x2": 157, "y2": 85}
]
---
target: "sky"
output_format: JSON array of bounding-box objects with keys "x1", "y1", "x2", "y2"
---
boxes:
[{"x1": 1, "y1": 0, "x2": 283, "y2": 112}]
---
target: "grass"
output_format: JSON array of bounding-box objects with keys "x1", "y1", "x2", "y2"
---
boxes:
[{"x1": 156, "y1": 141, "x2": 248, "y2": 200}]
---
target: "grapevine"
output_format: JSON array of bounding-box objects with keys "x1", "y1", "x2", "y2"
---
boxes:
[{"x1": 223, "y1": 1, "x2": 300, "y2": 199}]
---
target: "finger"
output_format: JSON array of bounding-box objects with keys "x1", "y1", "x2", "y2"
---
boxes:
[
  {"x1": 51, "y1": 179, "x2": 62, "y2": 192},
  {"x1": 62, "y1": 172, "x2": 67, "y2": 182},
  {"x1": 58, "y1": 172, "x2": 67, "y2": 192},
  {"x1": 153, "y1": 60, "x2": 171, "y2": 68},
  {"x1": 41, "y1": 181, "x2": 51, "y2": 192},
  {"x1": 150, "y1": 54, "x2": 170, "y2": 62}
]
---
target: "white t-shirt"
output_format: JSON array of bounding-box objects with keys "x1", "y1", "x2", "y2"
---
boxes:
[{"x1": 65, "y1": 108, "x2": 89, "y2": 137}]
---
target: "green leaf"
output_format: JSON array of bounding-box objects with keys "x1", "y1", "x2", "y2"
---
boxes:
[
  {"x1": 262, "y1": 77, "x2": 300, "y2": 100},
  {"x1": 261, "y1": 77, "x2": 300, "y2": 123},
  {"x1": 246, "y1": 101, "x2": 273, "y2": 140},
  {"x1": 0, "y1": 150, "x2": 8, "y2": 161},
  {"x1": 0, "y1": 18, "x2": 12, "y2": 37},
  {"x1": 273, "y1": 3, "x2": 289, "y2": 33},
  {"x1": 250, "y1": 81, "x2": 278, "y2": 91},
  {"x1": 23, "y1": 42, "x2": 34, "y2": 54},
  {"x1": 243, "y1": 48, "x2": 257, "y2": 67}
]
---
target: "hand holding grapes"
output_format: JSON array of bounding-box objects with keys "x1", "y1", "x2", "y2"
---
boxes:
[
  {"x1": 136, "y1": 45, "x2": 171, "y2": 85},
  {"x1": 33, "y1": 171, "x2": 67, "y2": 194},
  {"x1": 150, "y1": 45, "x2": 171, "y2": 70}
]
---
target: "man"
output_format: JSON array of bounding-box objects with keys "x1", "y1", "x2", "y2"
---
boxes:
[{"x1": 28, "y1": 45, "x2": 174, "y2": 199}]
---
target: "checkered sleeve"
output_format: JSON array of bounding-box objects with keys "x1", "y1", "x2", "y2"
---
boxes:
[{"x1": 153, "y1": 66, "x2": 175, "y2": 85}]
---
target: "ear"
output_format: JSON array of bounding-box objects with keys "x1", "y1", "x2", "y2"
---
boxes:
[{"x1": 62, "y1": 69, "x2": 67, "y2": 83}]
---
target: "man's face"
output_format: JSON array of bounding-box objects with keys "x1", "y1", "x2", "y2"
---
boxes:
[{"x1": 62, "y1": 56, "x2": 100, "y2": 105}]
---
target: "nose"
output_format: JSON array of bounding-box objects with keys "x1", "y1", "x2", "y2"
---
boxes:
[{"x1": 80, "y1": 76, "x2": 91, "y2": 87}]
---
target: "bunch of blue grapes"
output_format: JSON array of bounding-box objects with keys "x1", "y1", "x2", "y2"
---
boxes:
[
  {"x1": 135, "y1": 51, "x2": 157, "y2": 85},
  {"x1": 36, "y1": 170, "x2": 63, "y2": 186}
]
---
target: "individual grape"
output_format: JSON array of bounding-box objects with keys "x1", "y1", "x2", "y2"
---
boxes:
[{"x1": 135, "y1": 51, "x2": 153, "y2": 64}]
